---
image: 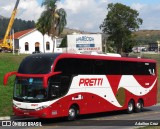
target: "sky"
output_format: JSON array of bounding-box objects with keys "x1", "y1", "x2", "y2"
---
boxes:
[{"x1": 0, "y1": 0, "x2": 160, "y2": 32}]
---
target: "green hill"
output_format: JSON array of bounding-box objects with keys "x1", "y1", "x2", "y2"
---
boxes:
[
  {"x1": 133, "y1": 30, "x2": 160, "y2": 43},
  {"x1": 0, "y1": 17, "x2": 35, "y2": 39}
]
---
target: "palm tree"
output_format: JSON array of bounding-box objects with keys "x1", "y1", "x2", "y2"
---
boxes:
[
  {"x1": 36, "y1": 11, "x2": 48, "y2": 53},
  {"x1": 36, "y1": 0, "x2": 67, "y2": 53},
  {"x1": 42, "y1": 0, "x2": 67, "y2": 37}
]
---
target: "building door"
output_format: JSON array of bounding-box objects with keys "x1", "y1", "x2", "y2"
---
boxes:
[
  {"x1": 35, "y1": 42, "x2": 40, "y2": 51},
  {"x1": 25, "y1": 42, "x2": 29, "y2": 51}
]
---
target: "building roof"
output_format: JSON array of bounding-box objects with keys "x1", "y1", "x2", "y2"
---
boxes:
[{"x1": 9, "y1": 28, "x2": 36, "y2": 39}]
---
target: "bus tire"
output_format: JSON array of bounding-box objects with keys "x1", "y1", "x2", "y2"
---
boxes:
[
  {"x1": 67, "y1": 106, "x2": 78, "y2": 121},
  {"x1": 127, "y1": 100, "x2": 134, "y2": 114},
  {"x1": 135, "y1": 99, "x2": 143, "y2": 113}
]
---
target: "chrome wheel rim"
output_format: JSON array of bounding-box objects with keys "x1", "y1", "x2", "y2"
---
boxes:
[
  {"x1": 69, "y1": 108, "x2": 75, "y2": 118},
  {"x1": 137, "y1": 103, "x2": 141, "y2": 109},
  {"x1": 128, "y1": 103, "x2": 133, "y2": 111}
]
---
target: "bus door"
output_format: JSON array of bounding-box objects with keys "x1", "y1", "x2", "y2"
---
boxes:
[{"x1": 49, "y1": 74, "x2": 71, "y2": 101}]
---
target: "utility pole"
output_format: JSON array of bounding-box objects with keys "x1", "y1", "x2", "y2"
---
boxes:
[{"x1": 12, "y1": 29, "x2": 15, "y2": 55}]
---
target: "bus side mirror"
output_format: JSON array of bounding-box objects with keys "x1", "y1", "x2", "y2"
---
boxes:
[
  {"x1": 43, "y1": 76, "x2": 48, "y2": 89},
  {"x1": 3, "y1": 71, "x2": 17, "y2": 86},
  {"x1": 43, "y1": 72, "x2": 62, "y2": 89}
]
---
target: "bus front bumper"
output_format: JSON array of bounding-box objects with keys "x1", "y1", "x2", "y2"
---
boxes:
[{"x1": 13, "y1": 106, "x2": 61, "y2": 119}]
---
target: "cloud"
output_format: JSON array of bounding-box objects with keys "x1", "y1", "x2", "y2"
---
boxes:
[
  {"x1": 57, "y1": 0, "x2": 160, "y2": 32},
  {"x1": 0, "y1": 0, "x2": 110, "y2": 32},
  {"x1": 0, "y1": 0, "x2": 15, "y2": 17},
  {"x1": 131, "y1": 3, "x2": 146, "y2": 11},
  {"x1": 57, "y1": 0, "x2": 110, "y2": 32},
  {"x1": 0, "y1": 0, "x2": 44, "y2": 21},
  {"x1": 1, "y1": 0, "x2": 160, "y2": 32},
  {"x1": 17, "y1": 0, "x2": 44, "y2": 21},
  {"x1": 2, "y1": 5, "x2": 13, "y2": 11},
  {"x1": 131, "y1": 3, "x2": 160, "y2": 30}
]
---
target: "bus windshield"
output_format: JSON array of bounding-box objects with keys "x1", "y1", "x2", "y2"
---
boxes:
[{"x1": 14, "y1": 77, "x2": 48, "y2": 102}]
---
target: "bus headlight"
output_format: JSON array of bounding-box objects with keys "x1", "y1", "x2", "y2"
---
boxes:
[{"x1": 35, "y1": 105, "x2": 48, "y2": 111}]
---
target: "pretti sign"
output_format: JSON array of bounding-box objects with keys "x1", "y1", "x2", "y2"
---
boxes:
[{"x1": 79, "y1": 78, "x2": 103, "y2": 86}]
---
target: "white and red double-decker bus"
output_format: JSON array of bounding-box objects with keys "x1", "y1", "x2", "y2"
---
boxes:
[{"x1": 4, "y1": 53, "x2": 157, "y2": 120}]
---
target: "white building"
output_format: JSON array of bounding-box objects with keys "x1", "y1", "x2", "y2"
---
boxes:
[{"x1": 12, "y1": 28, "x2": 62, "y2": 54}]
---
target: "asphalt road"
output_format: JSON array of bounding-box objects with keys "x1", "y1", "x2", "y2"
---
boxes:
[{"x1": 0, "y1": 104, "x2": 160, "y2": 129}]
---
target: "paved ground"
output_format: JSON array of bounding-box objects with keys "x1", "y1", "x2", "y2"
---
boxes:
[{"x1": 0, "y1": 104, "x2": 160, "y2": 129}]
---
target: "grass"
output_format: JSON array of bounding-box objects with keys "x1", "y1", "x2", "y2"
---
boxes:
[
  {"x1": 0, "y1": 53, "x2": 159, "y2": 117},
  {"x1": 0, "y1": 53, "x2": 27, "y2": 116}
]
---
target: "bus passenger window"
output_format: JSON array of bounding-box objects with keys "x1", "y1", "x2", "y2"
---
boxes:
[
  {"x1": 51, "y1": 85, "x2": 60, "y2": 97},
  {"x1": 49, "y1": 75, "x2": 61, "y2": 98},
  {"x1": 148, "y1": 69, "x2": 155, "y2": 75},
  {"x1": 94, "y1": 60, "x2": 105, "y2": 74},
  {"x1": 49, "y1": 75, "x2": 71, "y2": 99},
  {"x1": 60, "y1": 76, "x2": 70, "y2": 95}
]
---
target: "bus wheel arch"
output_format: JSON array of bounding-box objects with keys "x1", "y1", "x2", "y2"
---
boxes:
[
  {"x1": 135, "y1": 98, "x2": 144, "y2": 113},
  {"x1": 127, "y1": 99, "x2": 135, "y2": 114},
  {"x1": 67, "y1": 103, "x2": 79, "y2": 121}
]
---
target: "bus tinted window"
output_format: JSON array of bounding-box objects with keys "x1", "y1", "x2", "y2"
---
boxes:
[
  {"x1": 106, "y1": 60, "x2": 121, "y2": 75},
  {"x1": 55, "y1": 58, "x2": 93, "y2": 74},
  {"x1": 94, "y1": 60, "x2": 156, "y2": 75},
  {"x1": 49, "y1": 75, "x2": 71, "y2": 99},
  {"x1": 18, "y1": 54, "x2": 60, "y2": 74},
  {"x1": 121, "y1": 62, "x2": 156, "y2": 75},
  {"x1": 55, "y1": 58, "x2": 156, "y2": 75},
  {"x1": 94, "y1": 60, "x2": 121, "y2": 75}
]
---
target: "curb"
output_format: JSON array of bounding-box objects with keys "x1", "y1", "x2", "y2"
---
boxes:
[
  {"x1": 0, "y1": 116, "x2": 38, "y2": 121},
  {"x1": 0, "y1": 116, "x2": 11, "y2": 121},
  {"x1": 156, "y1": 103, "x2": 160, "y2": 106}
]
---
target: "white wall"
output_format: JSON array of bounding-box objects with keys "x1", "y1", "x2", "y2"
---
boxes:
[{"x1": 18, "y1": 30, "x2": 54, "y2": 54}]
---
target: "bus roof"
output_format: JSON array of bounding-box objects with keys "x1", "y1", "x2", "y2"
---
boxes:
[
  {"x1": 18, "y1": 53, "x2": 61, "y2": 74},
  {"x1": 18, "y1": 53, "x2": 156, "y2": 74},
  {"x1": 56, "y1": 53, "x2": 156, "y2": 63}
]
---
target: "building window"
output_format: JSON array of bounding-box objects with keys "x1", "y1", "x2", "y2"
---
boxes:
[
  {"x1": 35, "y1": 42, "x2": 40, "y2": 51},
  {"x1": 25, "y1": 42, "x2": 29, "y2": 51},
  {"x1": 46, "y1": 42, "x2": 50, "y2": 50}
]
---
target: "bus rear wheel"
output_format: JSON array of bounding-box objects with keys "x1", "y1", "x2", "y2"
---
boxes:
[
  {"x1": 135, "y1": 99, "x2": 143, "y2": 113},
  {"x1": 67, "y1": 106, "x2": 78, "y2": 121},
  {"x1": 127, "y1": 100, "x2": 134, "y2": 114}
]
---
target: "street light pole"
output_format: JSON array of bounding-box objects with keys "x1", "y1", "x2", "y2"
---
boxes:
[
  {"x1": 157, "y1": 41, "x2": 160, "y2": 54},
  {"x1": 105, "y1": 38, "x2": 107, "y2": 53},
  {"x1": 12, "y1": 29, "x2": 15, "y2": 55},
  {"x1": 103, "y1": 34, "x2": 108, "y2": 54}
]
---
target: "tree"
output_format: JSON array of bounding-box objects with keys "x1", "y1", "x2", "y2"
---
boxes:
[
  {"x1": 42, "y1": 0, "x2": 67, "y2": 37},
  {"x1": 36, "y1": 11, "x2": 48, "y2": 53},
  {"x1": 100, "y1": 3, "x2": 143, "y2": 54},
  {"x1": 36, "y1": 0, "x2": 67, "y2": 52},
  {"x1": 123, "y1": 39, "x2": 134, "y2": 55},
  {"x1": 59, "y1": 35, "x2": 67, "y2": 47}
]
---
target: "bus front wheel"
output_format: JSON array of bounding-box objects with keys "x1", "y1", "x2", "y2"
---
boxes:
[{"x1": 67, "y1": 106, "x2": 78, "y2": 121}]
